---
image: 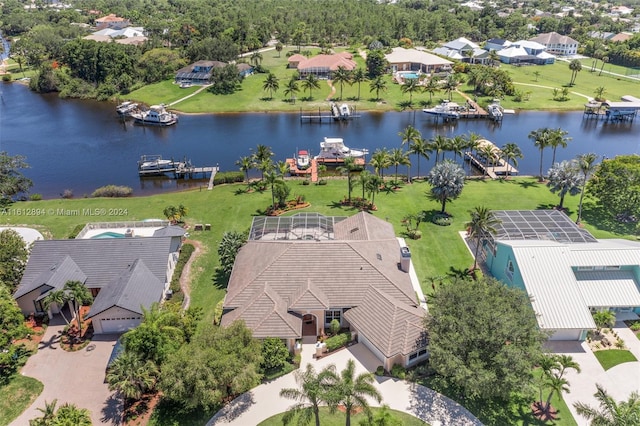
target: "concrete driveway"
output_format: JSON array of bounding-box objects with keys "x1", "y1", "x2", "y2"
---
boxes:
[{"x1": 10, "y1": 317, "x2": 122, "y2": 425}]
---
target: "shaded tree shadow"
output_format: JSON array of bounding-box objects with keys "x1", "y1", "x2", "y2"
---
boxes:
[
  {"x1": 327, "y1": 200, "x2": 357, "y2": 211},
  {"x1": 211, "y1": 269, "x2": 229, "y2": 290},
  {"x1": 536, "y1": 203, "x2": 557, "y2": 211},
  {"x1": 150, "y1": 398, "x2": 216, "y2": 426},
  {"x1": 581, "y1": 201, "x2": 637, "y2": 235},
  {"x1": 518, "y1": 180, "x2": 540, "y2": 189},
  {"x1": 259, "y1": 97, "x2": 274, "y2": 102},
  {"x1": 38, "y1": 332, "x2": 60, "y2": 350},
  {"x1": 206, "y1": 392, "x2": 255, "y2": 425},
  {"x1": 100, "y1": 393, "x2": 123, "y2": 425},
  {"x1": 447, "y1": 266, "x2": 472, "y2": 279}
]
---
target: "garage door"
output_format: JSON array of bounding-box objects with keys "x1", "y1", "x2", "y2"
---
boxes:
[
  {"x1": 549, "y1": 329, "x2": 581, "y2": 341},
  {"x1": 100, "y1": 317, "x2": 141, "y2": 334}
]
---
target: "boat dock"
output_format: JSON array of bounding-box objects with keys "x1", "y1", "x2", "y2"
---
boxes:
[
  {"x1": 584, "y1": 98, "x2": 640, "y2": 122},
  {"x1": 286, "y1": 158, "x2": 319, "y2": 182},
  {"x1": 299, "y1": 106, "x2": 360, "y2": 123},
  {"x1": 464, "y1": 139, "x2": 518, "y2": 179},
  {"x1": 138, "y1": 159, "x2": 219, "y2": 188}
]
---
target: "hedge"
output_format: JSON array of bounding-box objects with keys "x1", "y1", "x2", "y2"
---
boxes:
[
  {"x1": 213, "y1": 171, "x2": 244, "y2": 185},
  {"x1": 170, "y1": 243, "x2": 195, "y2": 293},
  {"x1": 325, "y1": 332, "x2": 352, "y2": 352},
  {"x1": 91, "y1": 185, "x2": 133, "y2": 198}
]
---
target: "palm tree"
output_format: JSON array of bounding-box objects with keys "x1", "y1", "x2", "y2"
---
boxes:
[
  {"x1": 351, "y1": 68, "x2": 367, "y2": 100},
  {"x1": 369, "y1": 149, "x2": 390, "y2": 178},
  {"x1": 543, "y1": 375, "x2": 570, "y2": 415},
  {"x1": 284, "y1": 77, "x2": 300, "y2": 103},
  {"x1": 593, "y1": 310, "x2": 616, "y2": 335},
  {"x1": 501, "y1": 143, "x2": 523, "y2": 179},
  {"x1": 398, "y1": 125, "x2": 421, "y2": 149},
  {"x1": 408, "y1": 138, "x2": 430, "y2": 180},
  {"x1": 51, "y1": 403, "x2": 92, "y2": 426},
  {"x1": 253, "y1": 144, "x2": 274, "y2": 180},
  {"x1": 549, "y1": 128, "x2": 571, "y2": 165},
  {"x1": 529, "y1": 128, "x2": 552, "y2": 181},
  {"x1": 277, "y1": 160, "x2": 290, "y2": 177},
  {"x1": 332, "y1": 66, "x2": 351, "y2": 100},
  {"x1": 594, "y1": 86, "x2": 607, "y2": 101},
  {"x1": 546, "y1": 160, "x2": 583, "y2": 209},
  {"x1": 275, "y1": 42, "x2": 283, "y2": 57},
  {"x1": 63, "y1": 280, "x2": 92, "y2": 333},
  {"x1": 236, "y1": 155, "x2": 253, "y2": 184},
  {"x1": 262, "y1": 73, "x2": 279, "y2": 99},
  {"x1": 533, "y1": 70, "x2": 541, "y2": 82},
  {"x1": 449, "y1": 135, "x2": 467, "y2": 164},
  {"x1": 574, "y1": 384, "x2": 640, "y2": 425},
  {"x1": 554, "y1": 354, "x2": 581, "y2": 379},
  {"x1": 337, "y1": 157, "x2": 358, "y2": 203},
  {"x1": 429, "y1": 135, "x2": 449, "y2": 164},
  {"x1": 369, "y1": 76, "x2": 387, "y2": 100},
  {"x1": 331, "y1": 359, "x2": 382, "y2": 426},
  {"x1": 30, "y1": 399, "x2": 57, "y2": 426},
  {"x1": 280, "y1": 363, "x2": 338, "y2": 426},
  {"x1": 422, "y1": 77, "x2": 440, "y2": 103},
  {"x1": 575, "y1": 153, "x2": 598, "y2": 224},
  {"x1": 427, "y1": 160, "x2": 466, "y2": 214},
  {"x1": 389, "y1": 147, "x2": 410, "y2": 183},
  {"x1": 41, "y1": 290, "x2": 70, "y2": 325},
  {"x1": 488, "y1": 49, "x2": 500, "y2": 67},
  {"x1": 107, "y1": 351, "x2": 158, "y2": 407},
  {"x1": 401, "y1": 78, "x2": 419, "y2": 104},
  {"x1": 250, "y1": 50, "x2": 263, "y2": 67},
  {"x1": 366, "y1": 174, "x2": 383, "y2": 206},
  {"x1": 442, "y1": 74, "x2": 458, "y2": 100},
  {"x1": 569, "y1": 59, "x2": 582, "y2": 86},
  {"x1": 466, "y1": 206, "x2": 500, "y2": 271},
  {"x1": 479, "y1": 144, "x2": 497, "y2": 178},
  {"x1": 599, "y1": 56, "x2": 609, "y2": 76},
  {"x1": 264, "y1": 169, "x2": 281, "y2": 209},
  {"x1": 301, "y1": 74, "x2": 321, "y2": 100}
]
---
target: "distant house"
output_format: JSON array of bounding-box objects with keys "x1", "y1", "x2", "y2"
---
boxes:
[
  {"x1": 221, "y1": 212, "x2": 428, "y2": 370},
  {"x1": 13, "y1": 233, "x2": 181, "y2": 334},
  {"x1": 175, "y1": 60, "x2": 227, "y2": 85},
  {"x1": 434, "y1": 37, "x2": 491, "y2": 65},
  {"x1": 236, "y1": 63, "x2": 254, "y2": 77},
  {"x1": 485, "y1": 210, "x2": 640, "y2": 341},
  {"x1": 291, "y1": 52, "x2": 357, "y2": 79},
  {"x1": 484, "y1": 38, "x2": 512, "y2": 52},
  {"x1": 529, "y1": 32, "x2": 579, "y2": 56},
  {"x1": 385, "y1": 47, "x2": 453, "y2": 73},
  {"x1": 609, "y1": 32, "x2": 633, "y2": 43},
  {"x1": 95, "y1": 14, "x2": 130, "y2": 30},
  {"x1": 498, "y1": 40, "x2": 555, "y2": 65},
  {"x1": 83, "y1": 26, "x2": 148, "y2": 45}
]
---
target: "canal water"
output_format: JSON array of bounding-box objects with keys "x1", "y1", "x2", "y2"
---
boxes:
[{"x1": 1, "y1": 82, "x2": 640, "y2": 198}]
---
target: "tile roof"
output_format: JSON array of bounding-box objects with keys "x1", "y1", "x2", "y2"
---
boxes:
[
  {"x1": 344, "y1": 287, "x2": 427, "y2": 357},
  {"x1": 153, "y1": 225, "x2": 186, "y2": 237},
  {"x1": 385, "y1": 47, "x2": 453, "y2": 66},
  {"x1": 86, "y1": 259, "x2": 164, "y2": 318},
  {"x1": 333, "y1": 212, "x2": 395, "y2": 241},
  {"x1": 16, "y1": 256, "x2": 87, "y2": 298},
  {"x1": 296, "y1": 54, "x2": 357, "y2": 72},
  {"x1": 289, "y1": 279, "x2": 330, "y2": 310}
]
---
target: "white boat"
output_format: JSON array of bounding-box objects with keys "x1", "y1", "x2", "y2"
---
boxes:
[
  {"x1": 296, "y1": 150, "x2": 311, "y2": 170},
  {"x1": 487, "y1": 99, "x2": 504, "y2": 121},
  {"x1": 116, "y1": 101, "x2": 138, "y2": 116},
  {"x1": 131, "y1": 104, "x2": 178, "y2": 126},
  {"x1": 137, "y1": 155, "x2": 175, "y2": 175},
  {"x1": 422, "y1": 100, "x2": 460, "y2": 120},
  {"x1": 331, "y1": 103, "x2": 351, "y2": 120},
  {"x1": 316, "y1": 137, "x2": 368, "y2": 160}
]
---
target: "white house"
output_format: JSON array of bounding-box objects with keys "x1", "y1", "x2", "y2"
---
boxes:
[{"x1": 530, "y1": 32, "x2": 579, "y2": 56}]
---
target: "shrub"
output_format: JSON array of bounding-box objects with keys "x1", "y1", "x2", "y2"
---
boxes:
[
  {"x1": 261, "y1": 337, "x2": 290, "y2": 371},
  {"x1": 293, "y1": 352, "x2": 301, "y2": 367},
  {"x1": 61, "y1": 189, "x2": 73, "y2": 199},
  {"x1": 212, "y1": 300, "x2": 224, "y2": 326},
  {"x1": 29, "y1": 193, "x2": 42, "y2": 201},
  {"x1": 170, "y1": 243, "x2": 195, "y2": 292},
  {"x1": 432, "y1": 213, "x2": 451, "y2": 226},
  {"x1": 91, "y1": 185, "x2": 132, "y2": 198},
  {"x1": 2, "y1": 74, "x2": 12, "y2": 82},
  {"x1": 376, "y1": 366, "x2": 385, "y2": 376},
  {"x1": 325, "y1": 331, "x2": 351, "y2": 352},
  {"x1": 630, "y1": 322, "x2": 640, "y2": 332},
  {"x1": 390, "y1": 363, "x2": 406, "y2": 379},
  {"x1": 616, "y1": 338, "x2": 625, "y2": 349},
  {"x1": 302, "y1": 180, "x2": 310, "y2": 185},
  {"x1": 317, "y1": 179, "x2": 327, "y2": 185},
  {"x1": 213, "y1": 171, "x2": 244, "y2": 185},
  {"x1": 68, "y1": 223, "x2": 86, "y2": 239},
  {"x1": 329, "y1": 319, "x2": 341, "y2": 335}
]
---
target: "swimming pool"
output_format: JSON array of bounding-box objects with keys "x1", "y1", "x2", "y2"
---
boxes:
[
  {"x1": 401, "y1": 73, "x2": 419, "y2": 79},
  {"x1": 91, "y1": 231, "x2": 126, "y2": 239}
]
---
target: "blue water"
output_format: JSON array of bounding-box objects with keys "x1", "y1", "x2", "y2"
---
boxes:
[
  {"x1": 402, "y1": 73, "x2": 419, "y2": 79},
  {"x1": 91, "y1": 232, "x2": 126, "y2": 239}
]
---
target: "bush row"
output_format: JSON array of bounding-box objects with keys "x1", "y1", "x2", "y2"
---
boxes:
[
  {"x1": 170, "y1": 243, "x2": 195, "y2": 293},
  {"x1": 68, "y1": 223, "x2": 86, "y2": 239},
  {"x1": 325, "y1": 331, "x2": 352, "y2": 352},
  {"x1": 91, "y1": 185, "x2": 133, "y2": 198},
  {"x1": 213, "y1": 171, "x2": 244, "y2": 185}
]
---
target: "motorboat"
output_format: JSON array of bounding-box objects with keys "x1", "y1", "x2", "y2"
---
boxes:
[
  {"x1": 116, "y1": 101, "x2": 138, "y2": 117},
  {"x1": 131, "y1": 104, "x2": 178, "y2": 126},
  {"x1": 296, "y1": 150, "x2": 311, "y2": 170},
  {"x1": 316, "y1": 137, "x2": 368, "y2": 160},
  {"x1": 487, "y1": 99, "x2": 504, "y2": 121},
  {"x1": 137, "y1": 155, "x2": 175, "y2": 175},
  {"x1": 331, "y1": 103, "x2": 351, "y2": 120},
  {"x1": 422, "y1": 100, "x2": 460, "y2": 120}
]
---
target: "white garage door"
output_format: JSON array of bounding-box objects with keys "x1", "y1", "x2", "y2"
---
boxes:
[
  {"x1": 100, "y1": 317, "x2": 141, "y2": 334},
  {"x1": 549, "y1": 329, "x2": 581, "y2": 341}
]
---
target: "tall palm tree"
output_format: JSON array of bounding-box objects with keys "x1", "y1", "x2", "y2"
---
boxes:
[
  {"x1": 574, "y1": 384, "x2": 640, "y2": 425},
  {"x1": 284, "y1": 78, "x2": 300, "y2": 103},
  {"x1": 422, "y1": 77, "x2": 440, "y2": 103},
  {"x1": 443, "y1": 74, "x2": 459, "y2": 100},
  {"x1": 569, "y1": 59, "x2": 582, "y2": 86},
  {"x1": 107, "y1": 351, "x2": 158, "y2": 407},
  {"x1": 554, "y1": 354, "x2": 581, "y2": 379},
  {"x1": 465, "y1": 206, "x2": 500, "y2": 270},
  {"x1": 544, "y1": 376, "x2": 570, "y2": 414},
  {"x1": 547, "y1": 160, "x2": 583, "y2": 209},
  {"x1": 369, "y1": 148, "x2": 390, "y2": 178},
  {"x1": 262, "y1": 73, "x2": 279, "y2": 99},
  {"x1": 264, "y1": 169, "x2": 281, "y2": 209},
  {"x1": 427, "y1": 160, "x2": 466, "y2": 214},
  {"x1": 575, "y1": 152, "x2": 598, "y2": 224},
  {"x1": 276, "y1": 160, "x2": 290, "y2": 177},
  {"x1": 366, "y1": 174, "x2": 383, "y2": 206},
  {"x1": 331, "y1": 359, "x2": 382, "y2": 426},
  {"x1": 501, "y1": 143, "x2": 523, "y2": 179},
  {"x1": 275, "y1": 42, "x2": 283, "y2": 57},
  {"x1": 408, "y1": 137, "x2": 431, "y2": 180},
  {"x1": 351, "y1": 68, "x2": 367, "y2": 100},
  {"x1": 429, "y1": 135, "x2": 449, "y2": 164},
  {"x1": 337, "y1": 157, "x2": 358, "y2": 203},
  {"x1": 63, "y1": 280, "x2": 92, "y2": 333},
  {"x1": 479, "y1": 144, "x2": 497, "y2": 178},
  {"x1": 529, "y1": 127, "x2": 552, "y2": 181},
  {"x1": 236, "y1": 156, "x2": 253, "y2": 184},
  {"x1": 253, "y1": 144, "x2": 274, "y2": 180},
  {"x1": 301, "y1": 74, "x2": 321, "y2": 100},
  {"x1": 250, "y1": 50, "x2": 263, "y2": 67},
  {"x1": 449, "y1": 135, "x2": 467, "y2": 163},
  {"x1": 599, "y1": 56, "x2": 609, "y2": 76},
  {"x1": 332, "y1": 66, "x2": 351, "y2": 100},
  {"x1": 398, "y1": 125, "x2": 421, "y2": 149},
  {"x1": 401, "y1": 78, "x2": 419, "y2": 104},
  {"x1": 549, "y1": 128, "x2": 572, "y2": 165},
  {"x1": 280, "y1": 364, "x2": 338, "y2": 426},
  {"x1": 389, "y1": 147, "x2": 410, "y2": 182},
  {"x1": 41, "y1": 290, "x2": 70, "y2": 325},
  {"x1": 369, "y1": 76, "x2": 387, "y2": 100},
  {"x1": 358, "y1": 170, "x2": 371, "y2": 199}
]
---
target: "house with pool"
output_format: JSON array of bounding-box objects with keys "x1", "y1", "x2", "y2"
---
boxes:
[
  {"x1": 484, "y1": 210, "x2": 640, "y2": 341},
  {"x1": 220, "y1": 212, "x2": 428, "y2": 370},
  {"x1": 13, "y1": 221, "x2": 185, "y2": 334}
]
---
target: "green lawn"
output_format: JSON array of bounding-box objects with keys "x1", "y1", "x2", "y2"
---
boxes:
[
  {"x1": 259, "y1": 406, "x2": 428, "y2": 425},
  {"x1": 0, "y1": 375, "x2": 43, "y2": 426},
  {"x1": 593, "y1": 349, "x2": 638, "y2": 371}
]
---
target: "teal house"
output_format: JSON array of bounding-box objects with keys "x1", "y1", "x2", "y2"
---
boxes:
[{"x1": 485, "y1": 210, "x2": 640, "y2": 341}]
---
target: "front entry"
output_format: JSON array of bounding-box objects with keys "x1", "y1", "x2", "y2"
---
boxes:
[{"x1": 302, "y1": 314, "x2": 317, "y2": 340}]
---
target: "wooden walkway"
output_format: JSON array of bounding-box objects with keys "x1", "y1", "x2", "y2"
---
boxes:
[
  {"x1": 286, "y1": 158, "x2": 319, "y2": 182},
  {"x1": 465, "y1": 152, "x2": 518, "y2": 179},
  {"x1": 207, "y1": 166, "x2": 219, "y2": 190}
]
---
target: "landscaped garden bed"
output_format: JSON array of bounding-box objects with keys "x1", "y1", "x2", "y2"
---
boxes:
[
  {"x1": 586, "y1": 328, "x2": 637, "y2": 370},
  {"x1": 624, "y1": 319, "x2": 640, "y2": 340}
]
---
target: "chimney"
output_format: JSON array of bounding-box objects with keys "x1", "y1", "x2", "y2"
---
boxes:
[{"x1": 400, "y1": 246, "x2": 411, "y2": 272}]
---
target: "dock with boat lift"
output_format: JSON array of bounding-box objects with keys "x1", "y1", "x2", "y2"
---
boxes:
[
  {"x1": 583, "y1": 96, "x2": 640, "y2": 122},
  {"x1": 464, "y1": 139, "x2": 518, "y2": 179},
  {"x1": 299, "y1": 106, "x2": 360, "y2": 123}
]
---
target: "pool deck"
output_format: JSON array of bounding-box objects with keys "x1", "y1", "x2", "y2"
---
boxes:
[{"x1": 80, "y1": 227, "x2": 162, "y2": 239}]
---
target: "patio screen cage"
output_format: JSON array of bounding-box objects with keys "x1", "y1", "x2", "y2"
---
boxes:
[{"x1": 249, "y1": 213, "x2": 347, "y2": 241}]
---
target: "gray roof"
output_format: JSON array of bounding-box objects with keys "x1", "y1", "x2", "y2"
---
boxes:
[
  {"x1": 530, "y1": 32, "x2": 578, "y2": 46},
  {"x1": 86, "y1": 259, "x2": 164, "y2": 318},
  {"x1": 334, "y1": 212, "x2": 396, "y2": 241},
  {"x1": 16, "y1": 237, "x2": 173, "y2": 297},
  {"x1": 153, "y1": 225, "x2": 186, "y2": 237},
  {"x1": 15, "y1": 255, "x2": 87, "y2": 299}
]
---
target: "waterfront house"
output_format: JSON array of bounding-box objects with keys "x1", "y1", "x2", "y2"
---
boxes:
[
  {"x1": 221, "y1": 212, "x2": 428, "y2": 370},
  {"x1": 175, "y1": 60, "x2": 227, "y2": 85},
  {"x1": 13, "y1": 234, "x2": 180, "y2": 334},
  {"x1": 385, "y1": 47, "x2": 453, "y2": 73},
  {"x1": 292, "y1": 52, "x2": 357, "y2": 79},
  {"x1": 530, "y1": 32, "x2": 579, "y2": 56},
  {"x1": 484, "y1": 210, "x2": 640, "y2": 341},
  {"x1": 95, "y1": 14, "x2": 130, "y2": 30},
  {"x1": 497, "y1": 40, "x2": 555, "y2": 65},
  {"x1": 434, "y1": 38, "x2": 491, "y2": 65},
  {"x1": 83, "y1": 27, "x2": 148, "y2": 45}
]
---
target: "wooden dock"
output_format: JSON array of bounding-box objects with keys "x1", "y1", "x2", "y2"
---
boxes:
[
  {"x1": 299, "y1": 107, "x2": 360, "y2": 123},
  {"x1": 464, "y1": 138, "x2": 518, "y2": 179},
  {"x1": 287, "y1": 158, "x2": 319, "y2": 182},
  {"x1": 207, "y1": 166, "x2": 219, "y2": 190}
]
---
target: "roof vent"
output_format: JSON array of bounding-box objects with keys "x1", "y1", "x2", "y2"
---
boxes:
[
  {"x1": 376, "y1": 253, "x2": 382, "y2": 261},
  {"x1": 350, "y1": 227, "x2": 359, "y2": 233}
]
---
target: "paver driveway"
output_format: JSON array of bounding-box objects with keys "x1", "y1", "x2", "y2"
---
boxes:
[{"x1": 10, "y1": 317, "x2": 122, "y2": 425}]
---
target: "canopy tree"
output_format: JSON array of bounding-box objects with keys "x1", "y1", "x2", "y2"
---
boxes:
[
  {"x1": 425, "y1": 276, "x2": 547, "y2": 402},
  {"x1": 0, "y1": 152, "x2": 33, "y2": 204},
  {"x1": 0, "y1": 228, "x2": 29, "y2": 293},
  {"x1": 0, "y1": 286, "x2": 29, "y2": 384},
  {"x1": 587, "y1": 155, "x2": 640, "y2": 223}
]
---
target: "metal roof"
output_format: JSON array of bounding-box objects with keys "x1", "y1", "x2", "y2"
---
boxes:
[
  {"x1": 493, "y1": 210, "x2": 598, "y2": 244},
  {"x1": 575, "y1": 270, "x2": 640, "y2": 308}
]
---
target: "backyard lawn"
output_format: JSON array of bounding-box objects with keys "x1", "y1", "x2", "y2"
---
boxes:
[
  {"x1": 0, "y1": 376, "x2": 43, "y2": 426},
  {"x1": 593, "y1": 349, "x2": 638, "y2": 371}
]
